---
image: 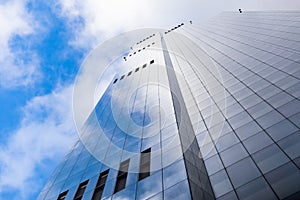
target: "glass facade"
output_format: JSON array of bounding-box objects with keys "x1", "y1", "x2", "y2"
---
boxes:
[{"x1": 39, "y1": 11, "x2": 300, "y2": 200}]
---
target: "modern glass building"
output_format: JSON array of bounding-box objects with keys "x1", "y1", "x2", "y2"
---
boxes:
[{"x1": 39, "y1": 11, "x2": 300, "y2": 200}]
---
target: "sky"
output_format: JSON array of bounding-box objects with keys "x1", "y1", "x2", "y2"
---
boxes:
[{"x1": 0, "y1": 0, "x2": 299, "y2": 199}]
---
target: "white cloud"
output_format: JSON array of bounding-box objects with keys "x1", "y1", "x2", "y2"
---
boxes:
[
  {"x1": 56, "y1": 0, "x2": 300, "y2": 49},
  {"x1": 0, "y1": 0, "x2": 40, "y2": 88},
  {"x1": 0, "y1": 84, "x2": 76, "y2": 199}
]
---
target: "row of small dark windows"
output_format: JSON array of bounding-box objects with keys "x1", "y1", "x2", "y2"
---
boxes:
[
  {"x1": 113, "y1": 60, "x2": 155, "y2": 84},
  {"x1": 124, "y1": 42, "x2": 155, "y2": 61},
  {"x1": 57, "y1": 148, "x2": 151, "y2": 200},
  {"x1": 164, "y1": 23, "x2": 184, "y2": 34},
  {"x1": 136, "y1": 33, "x2": 155, "y2": 45}
]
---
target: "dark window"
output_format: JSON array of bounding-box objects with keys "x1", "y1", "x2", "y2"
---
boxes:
[
  {"x1": 147, "y1": 44, "x2": 150, "y2": 47},
  {"x1": 114, "y1": 159, "x2": 130, "y2": 194},
  {"x1": 150, "y1": 60, "x2": 154, "y2": 64},
  {"x1": 138, "y1": 148, "x2": 151, "y2": 181},
  {"x1": 92, "y1": 170, "x2": 109, "y2": 200},
  {"x1": 128, "y1": 71, "x2": 132, "y2": 76},
  {"x1": 135, "y1": 68, "x2": 139, "y2": 72},
  {"x1": 138, "y1": 49, "x2": 141, "y2": 52},
  {"x1": 74, "y1": 180, "x2": 89, "y2": 200},
  {"x1": 143, "y1": 47, "x2": 146, "y2": 50},
  {"x1": 57, "y1": 190, "x2": 68, "y2": 200},
  {"x1": 152, "y1": 42, "x2": 155, "y2": 45},
  {"x1": 129, "y1": 54, "x2": 132, "y2": 57},
  {"x1": 142, "y1": 64, "x2": 147, "y2": 68},
  {"x1": 120, "y1": 75, "x2": 125, "y2": 80},
  {"x1": 113, "y1": 78, "x2": 118, "y2": 84}
]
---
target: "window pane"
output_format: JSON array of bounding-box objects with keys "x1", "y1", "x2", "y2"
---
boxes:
[
  {"x1": 227, "y1": 157, "x2": 260, "y2": 188},
  {"x1": 252, "y1": 144, "x2": 289, "y2": 174},
  {"x1": 265, "y1": 162, "x2": 300, "y2": 199},
  {"x1": 210, "y1": 169, "x2": 233, "y2": 198},
  {"x1": 236, "y1": 177, "x2": 276, "y2": 200}
]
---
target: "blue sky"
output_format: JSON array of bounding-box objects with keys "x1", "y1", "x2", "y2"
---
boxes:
[{"x1": 0, "y1": 0, "x2": 299, "y2": 199}]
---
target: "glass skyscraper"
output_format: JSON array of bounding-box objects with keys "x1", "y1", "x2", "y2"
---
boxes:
[{"x1": 39, "y1": 11, "x2": 300, "y2": 200}]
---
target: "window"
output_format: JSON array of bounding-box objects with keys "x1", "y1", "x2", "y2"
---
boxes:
[
  {"x1": 114, "y1": 159, "x2": 130, "y2": 194},
  {"x1": 120, "y1": 75, "x2": 125, "y2": 80},
  {"x1": 128, "y1": 71, "x2": 132, "y2": 76},
  {"x1": 92, "y1": 170, "x2": 109, "y2": 200},
  {"x1": 142, "y1": 64, "x2": 147, "y2": 68},
  {"x1": 113, "y1": 78, "x2": 118, "y2": 84},
  {"x1": 150, "y1": 60, "x2": 154, "y2": 65},
  {"x1": 74, "y1": 180, "x2": 89, "y2": 200},
  {"x1": 134, "y1": 52, "x2": 136, "y2": 54},
  {"x1": 57, "y1": 190, "x2": 68, "y2": 200},
  {"x1": 135, "y1": 67, "x2": 140, "y2": 72},
  {"x1": 138, "y1": 148, "x2": 151, "y2": 181}
]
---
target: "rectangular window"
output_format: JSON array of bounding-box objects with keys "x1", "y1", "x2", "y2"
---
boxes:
[
  {"x1": 120, "y1": 75, "x2": 125, "y2": 80},
  {"x1": 57, "y1": 190, "x2": 68, "y2": 200},
  {"x1": 74, "y1": 180, "x2": 89, "y2": 200},
  {"x1": 135, "y1": 67, "x2": 139, "y2": 72},
  {"x1": 113, "y1": 78, "x2": 118, "y2": 84},
  {"x1": 92, "y1": 170, "x2": 109, "y2": 200},
  {"x1": 142, "y1": 64, "x2": 147, "y2": 68},
  {"x1": 128, "y1": 71, "x2": 132, "y2": 76},
  {"x1": 138, "y1": 148, "x2": 151, "y2": 181},
  {"x1": 150, "y1": 60, "x2": 154, "y2": 64},
  {"x1": 114, "y1": 159, "x2": 130, "y2": 194}
]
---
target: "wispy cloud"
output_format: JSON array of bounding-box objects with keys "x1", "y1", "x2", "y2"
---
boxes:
[
  {"x1": 0, "y1": 84, "x2": 76, "y2": 199},
  {"x1": 0, "y1": 0, "x2": 41, "y2": 88}
]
